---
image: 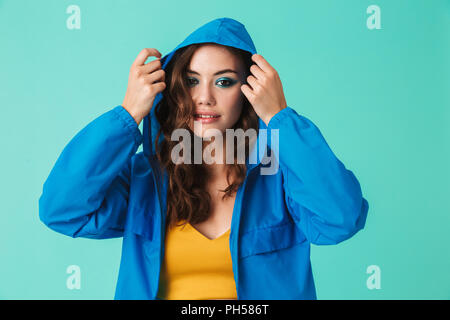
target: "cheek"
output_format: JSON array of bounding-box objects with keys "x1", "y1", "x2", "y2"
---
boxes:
[{"x1": 221, "y1": 89, "x2": 244, "y2": 119}]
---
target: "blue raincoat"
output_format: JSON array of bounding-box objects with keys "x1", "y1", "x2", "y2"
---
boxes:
[{"x1": 39, "y1": 17, "x2": 369, "y2": 300}]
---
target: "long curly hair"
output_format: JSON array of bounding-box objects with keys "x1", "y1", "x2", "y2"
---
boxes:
[{"x1": 153, "y1": 42, "x2": 259, "y2": 230}]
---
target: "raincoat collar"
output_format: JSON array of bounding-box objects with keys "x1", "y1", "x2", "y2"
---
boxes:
[{"x1": 142, "y1": 17, "x2": 268, "y2": 171}]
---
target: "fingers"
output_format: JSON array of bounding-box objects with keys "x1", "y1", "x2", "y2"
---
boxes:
[
  {"x1": 246, "y1": 75, "x2": 259, "y2": 91},
  {"x1": 143, "y1": 69, "x2": 165, "y2": 84},
  {"x1": 249, "y1": 63, "x2": 265, "y2": 81},
  {"x1": 133, "y1": 48, "x2": 162, "y2": 67},
  {"x1": 151, "y1": 81, "x2": 167, "y2": 95},
  {"x1": 241, "y1": 83, "x2": 255, "y2": 102},
  {"x1": 251, "y1": 54, "x2": 274, "y2": 74},
  {"x1": 140, "y1": 58, "x2": 163, "y2": 74}
]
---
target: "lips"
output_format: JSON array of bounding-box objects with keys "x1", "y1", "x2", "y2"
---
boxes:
[
  {"x1": 193, "y1": 111, "x2": 221, "y2": 123},
  {"x1": 194, "y1": 111, "x2": 220, "y2": 118},
  {"x1": 194, "y1": 114, "x2": 221, "y2": 118}
]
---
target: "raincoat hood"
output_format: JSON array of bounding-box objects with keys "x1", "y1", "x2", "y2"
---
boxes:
[{"x1": 142, "y1": 17, "x2": 267, "y2": 170}]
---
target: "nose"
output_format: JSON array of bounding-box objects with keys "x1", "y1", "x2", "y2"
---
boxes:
[{"x1": 194, "y1": 82, "x2": 215, "y2": 106}]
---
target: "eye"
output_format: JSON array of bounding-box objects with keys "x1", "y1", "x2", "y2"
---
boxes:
[
  {"x1": 186, "y1": 77, "x2": 198, "y2": 87},
  {"x1": 216, "y1": 78, "x2": 236, "y2": 87},
  {"x1": 186, "y1": 77, "x2": 236, "y2": 88}
]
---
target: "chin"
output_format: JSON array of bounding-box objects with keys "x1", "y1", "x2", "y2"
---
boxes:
[
  {"x1": 191, "y1": 121, "x2": 226, "y2": 139},
  {"x1": 193, "y1": 128, "x2": 224, "y2": 140}
]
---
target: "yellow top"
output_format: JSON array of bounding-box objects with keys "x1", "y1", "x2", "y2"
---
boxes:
[{"x1": 156, "y1": 219, "x2": 237, "y2": 300}]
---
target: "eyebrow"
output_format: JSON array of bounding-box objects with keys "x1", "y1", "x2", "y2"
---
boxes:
[{"x1": 186, "y1": 68, "x2": 238, "y2": 76}]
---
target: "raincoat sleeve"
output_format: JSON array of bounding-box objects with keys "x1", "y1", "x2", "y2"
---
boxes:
[
  {"x1": 266, "y1": 106, "x2": 369, "y2": 245},
  {"x1": 38, "y1": 106, "x2": 143, "y2": 239}
]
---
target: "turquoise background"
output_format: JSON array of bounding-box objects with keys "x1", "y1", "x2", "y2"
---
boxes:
[{"x1": 0, "y1": 0, "x2": 448, "y2": 299}]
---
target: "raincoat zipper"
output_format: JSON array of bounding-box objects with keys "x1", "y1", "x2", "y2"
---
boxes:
[
  {"x1": 229, "y1": 170, "x2": 248, "y2": 300},
  {"x1": 231, "y1": 164, "x2": 259, "y2": 300},
  {"x1": 150, "y1": 158, "x2": 166, "y2": 300}
]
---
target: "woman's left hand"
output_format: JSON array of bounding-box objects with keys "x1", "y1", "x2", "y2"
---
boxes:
[{"x1": 241, "y1": 53, "x2": 288, "y2": 126}]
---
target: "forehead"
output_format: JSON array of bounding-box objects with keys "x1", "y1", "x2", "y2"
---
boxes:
[{"x1": 188, "y1": 44, "x2": 243, "y2": 72}]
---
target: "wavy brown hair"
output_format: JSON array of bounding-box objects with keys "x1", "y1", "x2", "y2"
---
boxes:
[{"x1": 154, "y1": 42, "x2": 259, "y2": 230}]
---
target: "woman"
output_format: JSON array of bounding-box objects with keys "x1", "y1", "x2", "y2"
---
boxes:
[{"x1": 39, "y1": 17, "x2": 369, "y2": 300}]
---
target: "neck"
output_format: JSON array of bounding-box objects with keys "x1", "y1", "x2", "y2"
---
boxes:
[{"x1": 202, "y1": 136, "x2": 230, "y2": 181}]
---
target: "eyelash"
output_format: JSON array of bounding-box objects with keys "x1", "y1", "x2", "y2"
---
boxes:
[{"x1": 186, "y1": 77, "x2": 236, "y2": 88}]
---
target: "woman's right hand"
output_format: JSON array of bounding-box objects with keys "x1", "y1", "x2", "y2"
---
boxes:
[{"x1": 122, "y1": 48, "x2": 166, "y2": 126}]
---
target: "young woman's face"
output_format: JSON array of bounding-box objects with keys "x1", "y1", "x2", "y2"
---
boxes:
[{"x1": 187, "y1": 44, "x2": 247, "y2": 138}]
